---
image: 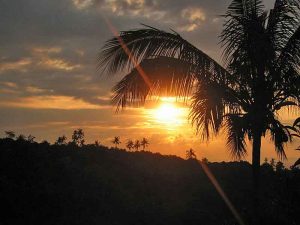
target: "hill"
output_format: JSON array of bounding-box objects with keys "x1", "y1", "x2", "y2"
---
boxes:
[{"x1": 0, "y1": 138, "x2": 299, "y2": 225}]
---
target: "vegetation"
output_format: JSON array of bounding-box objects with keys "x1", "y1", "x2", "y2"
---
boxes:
[
  {"x1": 141, "y1": 137, "x2": 149, "y2": 150},
  {"x1": 112, "y1": 136, "x2": 121, "y2": 148},
  {"x1": 55, "y1": 135, "x2": 67, "y2": 145},
  {"x1": 186, "y1": 148, "x2": 197, "y2": 160},
  {"x1": 1, "y1": 137, "x2": 299, "y2": 225},
  {"x1": 126, "y1": 139, "x2": 134, "y2": 151},
  {"x1": 71, "y1": 129, "x2": 85, "y2": 146},
  {"x1": 98, "y1": 1, "x2": 300, "y2": 224},
  {"x1": 133, "y1": 140, "x2": 141, "y2": 151}
]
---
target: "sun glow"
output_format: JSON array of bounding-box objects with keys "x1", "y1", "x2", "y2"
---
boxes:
[{"x1": 151, "y1": 97, "x2": 187, "y2": 128}]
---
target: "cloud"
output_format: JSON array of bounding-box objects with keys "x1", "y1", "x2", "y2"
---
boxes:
[
  {"x1": 0, "y1": 58, "x2": 32, "y2": 73},
  {"x1": 0, "y1": 95, "x2": 108, "y2": 109}
]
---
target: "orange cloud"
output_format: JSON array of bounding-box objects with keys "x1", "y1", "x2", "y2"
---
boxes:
[
  {"x1": 0, "y1": 95, "x2": 108, "y2": 109},
  {"x1": 0, "y1": 58, "x2": 32, "y2": 73}
]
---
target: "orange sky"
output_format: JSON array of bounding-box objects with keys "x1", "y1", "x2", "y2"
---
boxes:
[{"x1": 1, "y1": 95, "x2": 299, "y2": 167}]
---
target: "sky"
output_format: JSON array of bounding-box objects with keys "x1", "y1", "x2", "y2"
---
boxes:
[{"x1": 0, "y1": 0, "x2": 299, "y2": 165}]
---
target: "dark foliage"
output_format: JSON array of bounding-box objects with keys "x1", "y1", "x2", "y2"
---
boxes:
[{"x1": 0, "y1": 138, "x2": 299, "y2": 225}]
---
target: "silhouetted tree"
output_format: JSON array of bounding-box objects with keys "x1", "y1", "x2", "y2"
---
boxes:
[
  {"x1": 133, "y1": 140, "x2": 140, "y2": 151},
  {"x1": 55, "y1": 135, "x2": 67, "y2": 145},
  {"x1": 17, "y1": 134, "x2": 25, "y2": 141},
  {"x1": 41, "y1": 140, "x2": 50, "y2": 146},
  {"x1": 126, "y1": 139, "x2": 134, "y2": 151},
  {"x1": 4, "y1": 130, "x2": 15, "y2": 139},
  {"x1": 112, "y1": 136, "x2": 121, "y2": 148},
  {"x1": 99, "y1": 1, "x2": 300, "y2": 224},
  {"x1": 276, "y1": 161, "x2": 285, "y2": 172},
  {"x1": 270, "y1": 158, "x2": 276, "y2": 170},
  {"x1": 201, "y1": 157, "x2": 209, "y2": 164},
  {"x1": 27, "y1": 135, "x2": 35, "y2": 143},
  {"x1": 72, "y1": 129, "x2": 85, "y2": 147},
  {"x1": 186, "y1": 149, "x2": 196, "y2": 160},
  {"x1": 261, "y1": 158, "x2": 273, "y2": 172},
  {"x1": 94, "y1": 140, "x2": 100, "y2": 147},
  {"x1": 140, "y1": 137, "x2": 149, "y2": 150}
]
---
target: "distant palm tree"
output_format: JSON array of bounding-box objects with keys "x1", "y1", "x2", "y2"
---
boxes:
[
  {"x1": 133, "y1": 140, "x2": 140, "y2": 151},
  {"x1": 4, "y1": 130, "x2": 15, "y2": 139},
  {"x1": 126, "y1": 139, "x2": 134, "y2": 151},
  {"x1": 186, "y1": 148, "x2": 196, "y2": 160},
  {"x1": 99, "y1": 1, "x2": 300, "y2": 223},
  {"x1": 72, "y1": 129, "x2": 85, "y2": 147},
  {"x1": 55, "y1": 135, "x2": 67, "y2": 145},
  {"x1": 112, "y1": 136, "x2": 121, "y2": 148},
  {"x1": 140, "y1": 137, "x2": 149, "y2": 150}
]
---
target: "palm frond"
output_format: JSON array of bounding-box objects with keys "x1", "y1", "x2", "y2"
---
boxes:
[
  {"x1": 269, "y1": 119, "x2": 290, "y2": 159},
  {"x1": 98, "y1": 26, "x2": 230, "y2": 84},
  {"x1": 224, "y1": 114, "x2": 248, "y2": 159},
  {"x1": 277, "y1": 25, "x2": 300, "y2": 73},
  {"x1": 189, "y1": 81, "x2": 241, "y2": 140},
  {"x1": 221, "y1": 0, "x2": 266, "y2": 62},
  {"x1": 268, "y1": 0, "x2": 300, "y2": 53},
  {"x1": 112, "y1": 57, "x2": 196, "y2": 111},
  {"x1": 293, "y1": 117, "x2": 300, "y2": 127}
]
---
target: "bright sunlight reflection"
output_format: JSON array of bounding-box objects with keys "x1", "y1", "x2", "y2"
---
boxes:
[{"x1": 150, "y1": 97, "x2": 188, "y2": 129}]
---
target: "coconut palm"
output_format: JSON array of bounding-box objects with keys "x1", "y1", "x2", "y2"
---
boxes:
[
  {"x1": 133, "y1": 140, "x2": 141, "y2": 151},
  {"x1": 99, "y1": 1, "x2": 300, "y2": 224},
  {"x1": 112, "y1": 136, "x2": 121, "y2": 148},
  {"x1": 140, "y1": 137, "x2": 149, "y2": 150},
  {"x1": 55, "y1": 135, "x2": 67, "y2": 145},
  {"x1": 186, "y1": 148, "x2": 197, "y2": 160},
  {"x1": 126, "y1": 139, "x2": 134, "y2": 151},
  {"x1": 72, "y1": 129, "x2": 85, "y2": 147}
]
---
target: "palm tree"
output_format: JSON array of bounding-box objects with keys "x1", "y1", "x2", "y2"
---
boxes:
[
  {"x1": 133, "y1": 140, "x2": 140, "y2": 151},
  {"x1": 140, "y1": 137, "x2": 149, "y2": 150},
  {"x1": 126, "y1": 139, "x2": 134, "y2": 151},
  {"x1": 112, "y1": 136, "x2": 121, "y2": 148},
  {"x1": 72, "y1": 129, "x2": 85, "y2": 147},
  {"x1": 55, "y1": 135, "x2": 67, "y2": 145},
  {"x1": 186, "y1": 148, "x2": 197, "y2": 160},
  {"x1": 99, "y1": 1, "x2": 300, "y2": 224}
]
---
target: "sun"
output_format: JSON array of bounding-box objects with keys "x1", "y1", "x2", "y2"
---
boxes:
[{"x1": 152, "y1": 97, "x2": 187, "y2": 127}]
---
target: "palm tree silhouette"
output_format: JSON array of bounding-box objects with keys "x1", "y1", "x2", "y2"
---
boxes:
[
  {"x1": 99, "y1": 1, "x2": 300, "y2": 224},
  {"x1": 290, "y1": 117, "x2": 300, "y2": 150},
  {"x1": 186, "y1": 148, "x2": 196, "y2": 160},
  {"x1": 133, "y1": 140, "x2": 140, "y2": 151},
  {"x1": 126, "y1": 139, "x2": 134, "y2": 151},
  {"x1": 140, "y1": 137, "x2": 149, "y2": 150},
  {"x1": 112, "y1": 136, "x2": 121, "y2": 148},
  {"x1": 55, "y1": 135, "x2": 67, "y2": 145}
]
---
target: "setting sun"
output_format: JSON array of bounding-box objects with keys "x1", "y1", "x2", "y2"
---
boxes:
[{"x1": 150, "y1": 98, "x2": 187, "y2": 128}]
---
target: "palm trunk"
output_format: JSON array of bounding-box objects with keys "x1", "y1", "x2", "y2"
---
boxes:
[{"x1": 252, "y1": 131, "x2": 261, "y2": 225}]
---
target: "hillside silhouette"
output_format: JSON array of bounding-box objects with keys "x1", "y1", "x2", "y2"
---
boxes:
[{"x1": 1, "y1": 138, "x2": 299, "y2": 225}]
